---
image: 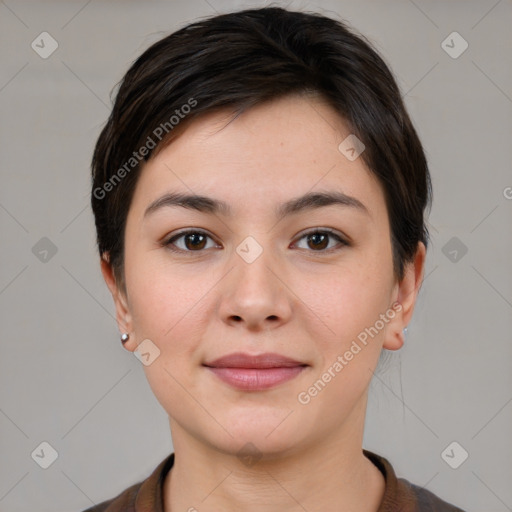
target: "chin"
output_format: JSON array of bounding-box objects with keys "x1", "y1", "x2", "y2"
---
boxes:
[
  {"x1": 209, "y1": 412, "x2": 309, "y2": 459},
  {"x1": 213, "y1": 433, "x2": 305, "y2": 464}
]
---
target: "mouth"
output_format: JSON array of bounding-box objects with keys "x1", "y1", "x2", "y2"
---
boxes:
[{"x1": 203, "y1": 352, "x2": 308, "y2": 391}]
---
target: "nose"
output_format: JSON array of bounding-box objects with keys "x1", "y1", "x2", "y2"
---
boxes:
[{"x1": 217, "y1": 246, "x2": 293, "y2": 332}]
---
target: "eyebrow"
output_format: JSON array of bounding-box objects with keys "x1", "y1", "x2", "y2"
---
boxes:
[{"x1": 143, "y1": 190, "x2": 369, "y2": 220}]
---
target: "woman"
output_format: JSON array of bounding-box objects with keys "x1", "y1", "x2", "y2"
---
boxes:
[{"x1": 86, "y1": 6, "x2": 465, "y2": 511}]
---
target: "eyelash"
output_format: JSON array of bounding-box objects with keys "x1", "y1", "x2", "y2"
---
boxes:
[{"x1": 162, "y1": 228, "x2": 349, "y2": 254}]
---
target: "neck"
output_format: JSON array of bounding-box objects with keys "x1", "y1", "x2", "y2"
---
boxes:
[{"x1": 163, "y1": 398, "x2": 385, "y2": 512}]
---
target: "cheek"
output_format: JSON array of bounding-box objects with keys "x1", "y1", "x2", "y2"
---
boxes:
[
  {"x1": 302, "y1": 258, "x2": 393, "y2": 387},
  {"x1": 125, "y1": 262, "x2": 209, "y2": 410},
  {"x1": 125, "y1": 254, "x2": 220, "y2": 397},
  {"x1": 125, "y1": 246, "x2": 205, "y2": 336},
  {"x1": 297, "y1": 272, "x2": 390, "y2": 411},
  {"x1": 313, "y1": 261, "x2": 391, "y2": 334}
]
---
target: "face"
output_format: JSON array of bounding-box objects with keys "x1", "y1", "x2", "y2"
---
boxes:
[{"x1": 103, "y1": 94, "x2": 424, "y2": 459}]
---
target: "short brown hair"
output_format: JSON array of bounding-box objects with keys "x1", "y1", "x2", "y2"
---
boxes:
[{"x1": 91, "y1": 5, "x2": 432, "y2": 290}]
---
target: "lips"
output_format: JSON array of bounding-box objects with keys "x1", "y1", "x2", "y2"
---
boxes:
[
  {"x1": 203, "y1": 352, "x2": 306, "y2": 369},
  {"x1": 203, "y1": 352, "x2": 308, "y2": 391}
]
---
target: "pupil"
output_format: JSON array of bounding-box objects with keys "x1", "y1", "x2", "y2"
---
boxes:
[
  {"x1": 183, "y1": 233, "x2": 330, "y2": 251},
  {"x1": 309, "y1": 233, "x2": 327, "y2": 250},
  {"x1": 187, "y1": 233, "x2": 205, "y2": 250}
]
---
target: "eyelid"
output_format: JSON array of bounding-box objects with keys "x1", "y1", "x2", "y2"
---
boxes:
[
  {"x1": 291, "y1": 227, "x2": 349, "y2": 250},
  {"x1": 162, "y1": 227, "x2": 349, "y2": 253},
  {"x1": 163, "y1": 228, "x2": 220, "y2": 252}
]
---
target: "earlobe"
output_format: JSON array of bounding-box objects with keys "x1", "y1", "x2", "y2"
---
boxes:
[
  {"x1": 382, "y1": 320, "x2": 405, "y2": 351},
  {"x1": 100, "y1": 255, "x2": 135, "y2": 349}
]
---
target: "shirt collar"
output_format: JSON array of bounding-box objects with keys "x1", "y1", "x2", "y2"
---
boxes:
[
  {"x1": 135, "y1": 452, "x2": 174, "y2": 511},
  {"x1": 133, "y1": 450, "x2": 402, "y2": 511}
]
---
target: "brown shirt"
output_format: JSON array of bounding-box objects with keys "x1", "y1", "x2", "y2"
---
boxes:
[{"x1": 81, "y1": 450, "x2": 465, "y2": 511}]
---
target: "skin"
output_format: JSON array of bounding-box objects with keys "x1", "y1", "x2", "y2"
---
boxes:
[{"x1": 101, "y1": 94, "x2": 426, "y2": 512}]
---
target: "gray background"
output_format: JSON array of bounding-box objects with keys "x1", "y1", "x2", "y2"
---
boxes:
[{"x1": 1, "y1": 0, "x2": 511, "y2": 511}]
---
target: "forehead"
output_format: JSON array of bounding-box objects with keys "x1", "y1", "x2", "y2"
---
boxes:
[{"x1": 129, "y1": 95, "x2": 386, "y2": 222}]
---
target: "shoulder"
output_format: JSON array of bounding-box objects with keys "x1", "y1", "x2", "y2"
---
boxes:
[
  {"x1": 79, "y1": 480, "x2": 141, "y2": 512},
  {"x1": 79, "y1": 452, "x2": 175, "y2": 512},
  {"x1": 396, "y1": 477, "x2": 467, "y2": 511},
  {"x1": 363, "y1": 449, "x2": 466, "y2": 512}
]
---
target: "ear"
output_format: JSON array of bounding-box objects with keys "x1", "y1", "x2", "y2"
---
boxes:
[
  {"x1": 100, "y1": 255, "x2": 137, "y2": 352},
  {"x1": 383, "y1": 242, "x2": 426, "y2": 351}
]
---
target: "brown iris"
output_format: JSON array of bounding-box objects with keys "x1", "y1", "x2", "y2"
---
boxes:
[
  {"x1": 307, "y1": 232, "x2": 329, "y2": 250},
  {"x1": 183, "y1": 232, "x2": 208, "y2": 250}
]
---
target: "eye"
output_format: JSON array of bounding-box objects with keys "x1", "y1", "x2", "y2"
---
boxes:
[
  {"x1": 293, "y1": 229, "x2": 348, "y2": 252},
  {"x1": 163, "y1": 230, "x2": 219, "y2": 253},
  {"x1": 163, "y1": 228, "x2": 348, "y2": 254}
]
